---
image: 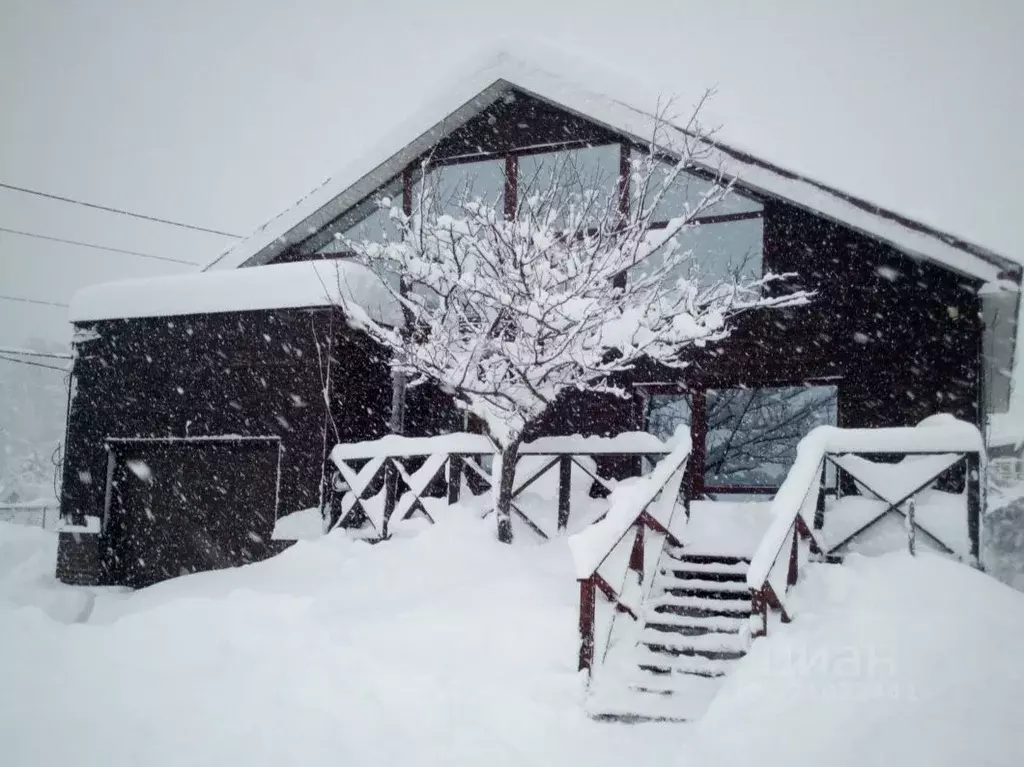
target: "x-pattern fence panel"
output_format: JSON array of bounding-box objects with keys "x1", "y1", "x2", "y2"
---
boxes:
[
  {"x1": 823, "y1": 449, "x2": 980, "y2": 558},
  {"x1": 328, "y1": 432, "x2": 679, "y2": 540},
  {"x1": 329, "y1": 434, "x2": 495, "y2": 537}
]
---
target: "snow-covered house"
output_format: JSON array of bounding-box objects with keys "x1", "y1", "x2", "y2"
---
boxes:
[{"x1": 57, "y1": 50, "x2": 1021, "y2": 588}]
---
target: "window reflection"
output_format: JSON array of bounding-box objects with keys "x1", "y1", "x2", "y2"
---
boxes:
[
  {"x1": 316, "y1": 180, "x2": 404, "y2": 255},
  {"x1": 413, "y1": 159, "x2": 506, "y2": 217},
  {"x1": 518, "y1": 144, "x2": 620, "y2": 203},
  {"x1": 630, "y1": 217, "x2": 764, "y2": 289},
  {"x1": 647, "y1": 385, "x2": 839, "y2": 488},
  {"x1": 631, "y1": 158, "x2": 763, "y2": 220}
]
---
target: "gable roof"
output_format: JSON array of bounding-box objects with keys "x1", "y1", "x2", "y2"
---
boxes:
[{"x1": 204, "y1": 47, "x2": 1020, "y2": 284}]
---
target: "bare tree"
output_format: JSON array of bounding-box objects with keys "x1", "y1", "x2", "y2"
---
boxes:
[{"x1": 337, "y1": 102, "x2": 809, "y2": 541}]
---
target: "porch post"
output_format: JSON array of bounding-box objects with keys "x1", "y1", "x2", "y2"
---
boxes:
[
  {"x1": 689, "y1": 388, "x2": 707, "y2": 499},
  {"x1": 557, "y1": 456, "x2": 572, "y2": 530},
  {"x1": 966, "y1": 452, "x2": 981, "y2": 565},
  {"x1": 578, "y1": 577, "x2": 597, "y2": 673}
]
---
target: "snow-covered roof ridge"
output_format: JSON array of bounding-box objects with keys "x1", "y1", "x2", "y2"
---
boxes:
[
  {"x1": 69, "y1": 259, "x2": 401, "y2": 326},
  {"x1": 204, "y1": 42, "x2": 1020, "y2": 282}
]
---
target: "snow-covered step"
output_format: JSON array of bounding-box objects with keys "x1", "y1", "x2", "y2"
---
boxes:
[
  {"x1": 586, "y1": 672, "x2": 724, "y2": 721},
  {"x1": 633, "y1": 648, "x2": 738, "y2": 677},
  {"x1": 662, "y1": 566, "x2": 747, "y2": 584},
  {"x1": 641, "y1": 629, "x2": 749, "y2": 655},
  {"x1": 664, "y1": 549, "x2": 749, "y2": 567},
  {"x1": 658, "y1": 576, "x2": 750, "y2": 593},
  {"x1": 649, "y1": 593, "x2": 751, "y2": 617},
  {"x1": 642, "y1": 609, "x2": 747, "y2": 634},
  {"x1": 661, "y1": 558, "x2": 749, "y2": 576}
]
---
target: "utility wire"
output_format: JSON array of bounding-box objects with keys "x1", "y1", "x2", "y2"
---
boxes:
[
  {"x1": 0, "y1": 346, "x2": 73, "y2": 360},
  {"x1": 0, "y1": 181, "x2": 241, "y2": 238},
  {"x1": 0, "y1": 293, "x2": 69, "y2": 308},
  {"x1": 0, "y1": 226, "x2": 200, "y2": 266},
  {"x1": 0, "y1": 354, "x2": 68, "y2": 372}
]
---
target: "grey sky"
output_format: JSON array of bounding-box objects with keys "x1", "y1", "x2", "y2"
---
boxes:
[{"x1": 2, "y1": 0, "x2": 1022, "y2": 349}]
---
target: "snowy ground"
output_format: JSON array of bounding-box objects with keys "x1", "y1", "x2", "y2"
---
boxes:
[{"x1": 1, "y1": 516, "x2": 1023, "y2": 767}]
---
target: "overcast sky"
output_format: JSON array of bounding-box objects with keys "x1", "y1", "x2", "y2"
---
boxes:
[{"x1": 2, "y1": 0, "x2": 1022, "y2": 351}]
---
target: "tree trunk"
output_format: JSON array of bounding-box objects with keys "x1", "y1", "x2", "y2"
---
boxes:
[{"x1": 495, "y1": 437, "x2": 523, "y2": 544}]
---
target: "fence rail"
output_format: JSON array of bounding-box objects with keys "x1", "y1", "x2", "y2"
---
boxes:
[
  {"x1": 0, "y1": 502, "x2": 57, "y2": 529},
  {"x1": 328, "y1": 431, "x2": 680, "y2": 541}
]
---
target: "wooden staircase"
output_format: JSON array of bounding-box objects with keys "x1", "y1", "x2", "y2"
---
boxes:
[{"x1": 586, "y1": 549, "x2": 752, "y2": 721}]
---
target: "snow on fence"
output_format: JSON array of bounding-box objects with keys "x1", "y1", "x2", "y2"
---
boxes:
[
  {"x1": 0, "y1": 502, "x2": 58, "y2": 530},
  {"x1": 329, "y1": 433, "x2": 496, "y2": 537},
  {"x1": 512, "y1": 432, "x2": 671, "y2": 538},
  {"x1": 566, "y1": 435, "x2": 692, "y2": 675},
  {"x1": 328, "y1": 431, "x2": 677, "y2": 540},
  {"x1": 745, "y1": 414, "x2": 983, "y2": 638}
]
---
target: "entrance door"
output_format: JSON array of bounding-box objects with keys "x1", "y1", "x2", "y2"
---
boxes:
[{"x1": 104, "y1": 438, "x2": 281, "y2": 588}]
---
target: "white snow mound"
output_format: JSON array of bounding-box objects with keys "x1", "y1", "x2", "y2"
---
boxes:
[{"x1": 0, "y1": 520, "x2": 1022, "y2": 766}]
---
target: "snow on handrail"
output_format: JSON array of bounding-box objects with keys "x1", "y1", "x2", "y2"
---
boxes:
[
  {"x1": 520, "y1": 432, "x2": 670, "y2": 455},
  {"x1": 746, "y1": 415, "x2": 983, "y2": 589},
  {"x1": 568, "y1": 434, "x2": 691, "y2": 580},
  {"x1": 330, "y1": 432, "x2": 496, "y2": 463}
]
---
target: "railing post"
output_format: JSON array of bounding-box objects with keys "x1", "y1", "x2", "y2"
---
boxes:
[
  {"x1": 906, "y1": 496, "x2": 917, "y2": 556},
  {"x1": 578, "y1": 576, "x2": 596, "y2": 673},
  {"x1": 382, "y1": 458, "x2": 398, "y2": 539},
  {"x1": 814, "y1": 458, "x2": 827, "y2": 530},
  {"x1": 629, "y1": 523, "x2": 644, "y2": 578},
  {"x1": 787, "y1": 525, "x2": 799, "y2": 586},
  {"x1": 750, "y1": 588, "x2": 767, "y2": 638},
  {"x1": 966, "y1": 452, "x2": 981, "y2": 564},
  {"x1": 447, "y1": 454, "x2": 462, "y2": 505},
  {"x1": 557, "y1": 455, "x2": 572, "y2": 531}
]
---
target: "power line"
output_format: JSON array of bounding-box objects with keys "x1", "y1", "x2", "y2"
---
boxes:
[
  {"x1": 0, "y1": 293, "x2": 69, "y2": 308},
  {"x1": 0, "y1": 226, "x2": 200, "y2": 266},
  {"x1": 0, "y1": 346, "x2": 73, "y2": 360},
  {"x1": 0, "y1": 354, "x2": 68, "y2": 372},
  {"x1": 0, "y1": 181, "x2": 241, "y2": 238}
]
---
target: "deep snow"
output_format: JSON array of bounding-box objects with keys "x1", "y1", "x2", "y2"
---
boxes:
[{"x1": 1, "y1": 518, "x2": 1023, "y2": 767}]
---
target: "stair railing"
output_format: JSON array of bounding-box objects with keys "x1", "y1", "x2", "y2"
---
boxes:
[
  {"x1": 746, "y1": 416, "x2": 984, "y2": 638},
  {"x1": 745, "y1": 437, "x2": 828, "y2": 638},
  {"x1": 568, "y1": 435, "x2": 691, "y2": 676}
]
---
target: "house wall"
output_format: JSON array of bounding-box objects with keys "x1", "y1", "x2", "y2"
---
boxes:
[
  {"x1": 535, "y1": 200, "x2": 983, "y2": 447},
  {"x1": 57, "y1": 306, "x2": 469, "y2": 584}
]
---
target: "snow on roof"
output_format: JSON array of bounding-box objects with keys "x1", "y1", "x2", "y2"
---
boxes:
[
  {"x1": 205, "y1": 44, "x2": 1019, "y2": 284},
  {"x1": 69, "y1": 259, "x2": 401, "y2": 325}
]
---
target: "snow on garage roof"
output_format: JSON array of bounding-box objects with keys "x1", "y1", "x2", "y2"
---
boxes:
[
  {"x1": 204, "y1": 45, "x2": 1020, "y2": 284},
  {"x1": 69, "y1": 259, "x2": 400, "y2": 326}
]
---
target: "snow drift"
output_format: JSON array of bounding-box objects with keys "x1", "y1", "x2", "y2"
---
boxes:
[{"x1": 0, "y1": 519, "x2": 1022, "y2": 766}]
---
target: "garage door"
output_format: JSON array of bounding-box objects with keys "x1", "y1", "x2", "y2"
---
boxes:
[{"x1": 104, "y1": 437, "x2": 281, "y2": 588}]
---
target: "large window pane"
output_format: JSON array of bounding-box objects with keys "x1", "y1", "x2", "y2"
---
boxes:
[
  {"x1": 646, "y1": 385, "x2": 839, "y2": 488},
  {"x1": 316, "y1": 180, "x2": 403, "y2": 255},
  {"x1": 705, "y1": 386, "x2": 837, "y2": 487},
  {"x1": 982, "y1": 288, "x2": 1018, "y2": 415},
  {"x1": 413, "y1": 159, "x2": 506, "y2": 218},
  {"x1": 630, "y1": 217, "x2": 764, "y2": 289},
  {"x1": 631, "y1": 159, "x2": 763, "y2": 221},
  {"x1": 518, "y1": 144, "x2": 620, "y2": 225}
]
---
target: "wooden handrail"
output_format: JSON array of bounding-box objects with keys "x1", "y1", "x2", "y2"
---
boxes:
[
  {"x1": 746, "y1": 417, "x2": 984, "y2": 638},
  {"x1": 568, "y1": 436, "x2": 692, "y2": 674}
]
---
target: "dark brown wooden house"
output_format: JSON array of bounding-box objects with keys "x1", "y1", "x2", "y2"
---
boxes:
[{"x1": 56, "y1": 53, "x2": 1022, "y2": 587}]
